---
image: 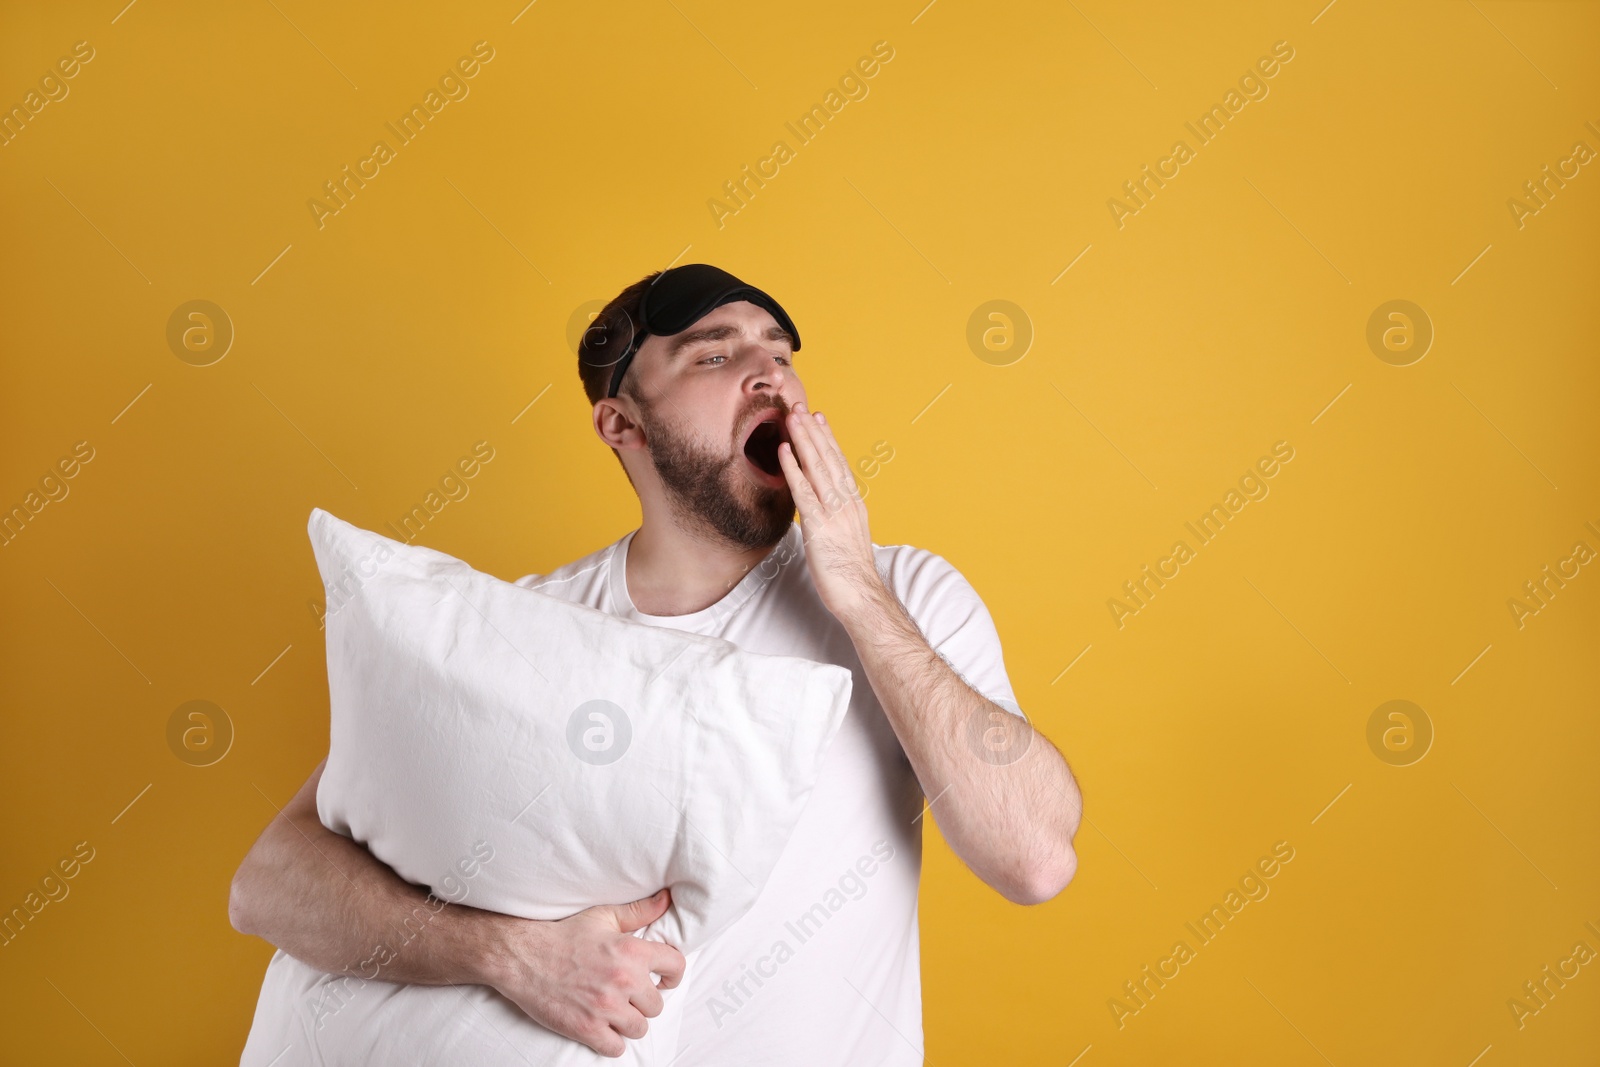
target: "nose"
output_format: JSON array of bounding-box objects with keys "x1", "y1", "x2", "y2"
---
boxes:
[{"x1": 738, "y1": 340, "x2": 794, "y2": 395}]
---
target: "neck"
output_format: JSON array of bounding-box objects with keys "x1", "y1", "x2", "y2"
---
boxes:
[{"x1": 625, "y1": 512, "x2": 788, "y2": 617}]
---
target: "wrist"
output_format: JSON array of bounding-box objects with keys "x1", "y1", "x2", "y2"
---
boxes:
[
  {"x1": 838, "y1": 579, "x2": 908, "y2": 645},
  {"x1": 447, "y1": 907, "x2": 537, "y2": 991}
]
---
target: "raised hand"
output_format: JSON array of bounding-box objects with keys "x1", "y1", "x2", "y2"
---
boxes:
[{"x1": 776, "y1": 401, "x2": 885, "y2": 622}]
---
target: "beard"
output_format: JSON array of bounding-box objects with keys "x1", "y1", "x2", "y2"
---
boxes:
[{"x1": 634, "y1": 392, "x2": 795, "y2": 551}]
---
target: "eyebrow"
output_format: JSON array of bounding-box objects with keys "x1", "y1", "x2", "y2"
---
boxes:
[{"x1": 667, "y1": 323, "x2": 795, "y2": 360}]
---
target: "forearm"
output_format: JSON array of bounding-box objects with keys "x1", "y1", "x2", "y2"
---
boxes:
[
  {"x1": 840, "y1": 583, "x2": 1082, "y2": 904},
  {"x1": 228, "y1": 765, "x2": 505, "y2": 988},
  {"x1": 230, "y1": 766, "x2": 688, "y2": 1056}
]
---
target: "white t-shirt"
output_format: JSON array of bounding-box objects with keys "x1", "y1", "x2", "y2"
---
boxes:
[{"x1": 514, "y1": 522, "x2": 1022, "y2": 1066}]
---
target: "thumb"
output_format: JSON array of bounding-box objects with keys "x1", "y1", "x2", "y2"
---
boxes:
[{"x1": 612, "y1": 887, "x2": 672, "y2": 933}]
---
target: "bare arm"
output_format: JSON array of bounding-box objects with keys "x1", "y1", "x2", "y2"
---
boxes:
[
  {"x1": 229, "y1": 760, "x2": 685, "y2": 1057},
  {"x1": 773, "y1": 402, "x2": 1082, "y2": 906},
  {"x1": 840, "y1": 584, "x2": 1082, "y2": 905}
]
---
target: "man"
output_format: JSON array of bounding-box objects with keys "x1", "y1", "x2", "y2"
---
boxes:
[{"x1": 229, "y1": 263, "x2": 1083, "y2": 1064}]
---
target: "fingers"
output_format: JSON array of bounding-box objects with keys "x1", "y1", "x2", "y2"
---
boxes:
[
  {"x1": 784, "y1": 406, "x2": 839, "y2": 506},
  {"x1": 630, "y1": 979, "x2": 665, "y2": 1019},
  {"x1": 784, "y1": 405, "x2": 856, "y2": 511},
  {"x1": 567, "y1": 961, "x2": 661, "y2": 1055},
  {"x1": 611, "y1": 1005, "x2": 650, "y2": 1041},
  {"x1": 500, "y1": 902, "x2": 690, "y2": 1061},
  {"x1": 776, "y1": 435, "x2": 822, "y2": 518},
  {"x1": 612, "y1": 887, "x2": 671, "y2": 933},
  {"x1": 796, "y1": 406, "x2": 859, "y2": 503},
  {"x1": 580, "y1": 1025, "x2": 626, "y2": 1059},
  {"x1": 644, "y1": 941, "x2": 687, "y2": 989}
]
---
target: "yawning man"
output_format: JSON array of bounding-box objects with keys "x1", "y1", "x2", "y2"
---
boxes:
[{"x1": 229, "y1": 263, "x2": 1084, "y2": 1064}]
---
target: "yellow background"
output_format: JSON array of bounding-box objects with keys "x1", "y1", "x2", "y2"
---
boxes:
[{"x1": 2, "y1": 0, "x2": 1596, "y2": 1063}]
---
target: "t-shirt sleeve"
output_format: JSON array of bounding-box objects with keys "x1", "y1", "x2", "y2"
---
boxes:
[{"x1": 879, "y1": 546, "x2": 1025, "y2": 720}]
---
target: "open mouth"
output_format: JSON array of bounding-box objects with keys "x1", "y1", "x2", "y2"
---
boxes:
[{"x1": 741, "y1": 411, "x2": 789, "y2": 479}]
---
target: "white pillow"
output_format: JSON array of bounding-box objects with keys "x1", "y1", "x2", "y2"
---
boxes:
[{"x1": 240, "y1": 508, "x2": 853, "y2": 1066}]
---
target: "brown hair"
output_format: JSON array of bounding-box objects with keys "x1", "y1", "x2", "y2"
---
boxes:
[
  {"x1": 577, "y1": 270, "x2": 663, "y2": 479},
  {"x1": 577, "y1": 270, "x2": 660, "y2": 406}
]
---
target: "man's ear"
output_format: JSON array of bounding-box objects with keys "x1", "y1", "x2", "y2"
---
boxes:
[{"x1": 593, "y1": 398, "x2": 643, "y2": 452}]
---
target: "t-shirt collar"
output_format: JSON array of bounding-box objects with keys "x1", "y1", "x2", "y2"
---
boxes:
[{"x1": 609, "y1": 522, "x2": 801, "y2": 631}]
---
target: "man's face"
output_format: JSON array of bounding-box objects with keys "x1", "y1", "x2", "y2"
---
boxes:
[{"x1": 617, "y1": 300, "x2": 807, "y2": 550}]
